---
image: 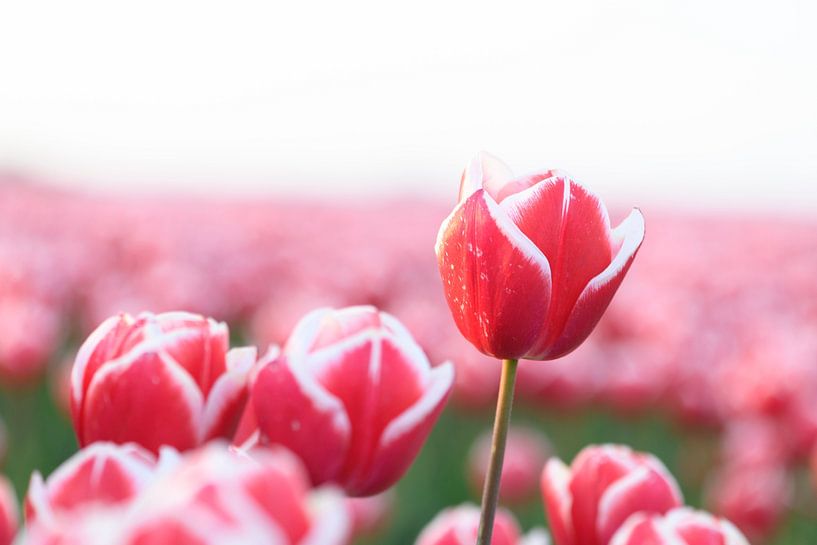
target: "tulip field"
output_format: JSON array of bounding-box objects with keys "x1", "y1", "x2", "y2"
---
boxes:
[{"x1": 1, "y1": 163, "x2": 817, "y2": 544}]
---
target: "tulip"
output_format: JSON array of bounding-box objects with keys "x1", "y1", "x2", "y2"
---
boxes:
[
  {"x1": 235, "y1": 306, "x2": 454, "y2": 496},
  {"x1": 414, "y1": 504, "x2": 548, "y2": 545},
  {"x1": 609, "y1": 507, "x2": 749, "y2": 545},
  {"x1": 21, "y1": 444, "x2": 350, "y2": 545},
  {"x1": 467, "y1": 426, "x2": 552, "y2": 505},
  {"x1": 345, "y1": 490, "x2": 394, "y2": 538},
  {"x1": 541, "y1": 444, "x2": 682, "y2": 545},
  {"x1": 70, "y1": 311, "x2": 255, "y2": 453},
  {"x1": 131, "y1": 444, "x2": 350, "y2": 545},
  {"x1": 25, "y1": 442, "x2": 157, "y2": 525},
  {"x1": 0, "y1": 476, "x2": 18, "y2": 545},
  {"x1": 435, "y1": 152, "x2": 645, "y2": 361}
]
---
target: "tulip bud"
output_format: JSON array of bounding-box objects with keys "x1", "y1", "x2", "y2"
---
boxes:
[
  {"x1": 436, "y1": 153, "x2": 644, "y2": 360},
  {"x1": 541, "y1": 445, "x2": 682, "y2": 545},
  {"x1": 70, "y1": 311, "x2": 255, "y2": 453},
  {"x1": 0, "y1": 476, "x2": 18, "y2": 545},
  {"x1": 235, "y1": 306, "x2": 455, "y2": 496},
  {"x1": 609, "y1": 507, "x2": 749, "y2": 545},
  {"x1": 25, "y1": 442, "x2": 157, "y2": 526},
  {"x1": 468, "y1": 426, "x2": 552, "y2": 505}
]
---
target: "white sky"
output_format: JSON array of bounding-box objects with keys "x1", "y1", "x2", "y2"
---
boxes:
[{"x1": 1, "y1": 0, "x2": 815, "y2": 211}]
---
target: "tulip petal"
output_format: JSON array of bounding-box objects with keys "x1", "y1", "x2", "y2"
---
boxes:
[
  {"x1": 81, "y1": 348, "x2": 204, "y2": 453},
  {"x1": 252, "y1": 352, "x2": 351, "y2": 486},
  {"x1": 436, "y1": 190, "x2": 552, "y2": 359},
  {"x1": 547, "y1": 208, "x2": 645, "y2": 358},
  {"x1": 596, "y1": 465, "x2": 682, "y2": 545},
  {"x1": 458, "y1": 152, "x2": 515, "y2": 203},
  {"x1": 502, "y1": 175, "x2": 617, "y2": 359},
  {"x1": 358, "y1": 361, "x2": 454, "y2": 495},
  {"x1": 541, "y1": 458, "x2": 575, "y2": 545},
  {"x1": 201, "y1": 347, "x2": 255, "y2": 441}
]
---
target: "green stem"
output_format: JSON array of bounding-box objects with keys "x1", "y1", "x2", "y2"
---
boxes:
[{"x1": 476, "y1": 358, "x2": 518, "y2": 545}]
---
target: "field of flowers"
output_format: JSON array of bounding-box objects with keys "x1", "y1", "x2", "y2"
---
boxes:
[{"x1": 1, "y1": 170, "x2": 816, "y2": 544}]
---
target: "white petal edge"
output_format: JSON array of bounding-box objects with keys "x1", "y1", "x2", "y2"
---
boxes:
[
  {"x1": 520, "y1": 528, "x2": 552, "y2": 545},
  {"x1": 581, "y1": 208, "x2": 645, "y2": 294},
  {"x1": 379, "y1": 361, "x2": 454, "y2": 446},
  {"x1": 302, "y1": 488, "x2": 353, "y2": 545},
  {"x1": 542, "y1": 457, "x2": 573, "y2": 541},
  {"x1": 200, "y1": 346, "x2": 256, "y2": 439},
  {"x1": 71, "y1": 314, "x2": 132, "y2": 406},
  {"x1": 459, "y1": 151, "x2": 515, "y2": 203}
]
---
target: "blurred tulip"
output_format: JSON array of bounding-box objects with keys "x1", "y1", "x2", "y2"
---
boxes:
[
  {"x1": 25, "y1": 442, "x2": 157, "y2": 525},
  {"x1": 235, "y1": 306, "x2": 454, "y2": 496},
  {"x1": 468, "y1": 426, "x2": 551, "y2": 505},
  {"x1": 414, "y1": 504, "x2": 520, "y2": 545},
  {"x1": 609, "y1": 507, "x2": 748, "y2": 545},
  {"x1": 435, "y1": 152, "x2": 644, "y2": 360},
  {"x1": 0, "y1": 476, "x2": 17, "y2": 545},
  {"x1": 345, "y1": 490, "x2": 394, "y2": 538},
  {"x1": 541, "y1": 444, "x2": 682, "y2": 545},
  {"x1": 70, "y1": 311, "x2": 254, "y2": 453},
  {"x1": 704, "y1": 462, "x2": 790, "y2": 541},
  {"x1": 0, "y1": 298, "x2": 61, "y2": 385},
  {"x1": 21, "y1": 444, "x2": 350, "y2": 545}
]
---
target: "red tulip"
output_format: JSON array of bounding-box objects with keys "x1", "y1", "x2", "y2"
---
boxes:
[
  {"x1": 129, "y1": 444, "x2": 350, "y2": 545},
  {"x1": 609, "y1": 507, "x2": 749, "y2": 545},
  {"x1": 70, "y1": 311, "x2": 255, "y2": 453},
  {"x1": 541, "y1": 444, "x2": 682, "y2": 545},
  {"x1": 414, "y1": 504, "x2": 547, "y2": 545},
  {"x1": 0, "y1": 476, "x2": 18, "y2": 545},
  {"x1": 22, "y1": 444, "x2": 350, "y2": 545},
  {"x1": 235, "y1": 306, "x2": 454, "y2": 496},
  {"x1": 468, "y1": 426, "x2": 552, "y2": 505},
  {"x1": 436, "y1": 153, "x2": 645, "y2": 360},
  {"x1": 25, "y1": 442, "x2": 156, "y2": 525}
]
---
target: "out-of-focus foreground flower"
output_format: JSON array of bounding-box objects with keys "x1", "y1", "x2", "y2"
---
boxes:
[
  {"x1": 0, "y1": 476, "x2": 17, "y2": 545},
  {"x1": 435, "y1": 152, "x2": 645, "y2": 360},
  {"x1": 70, "y1": 311, "x2": 254, "y2": 453},
  {"x1": 414, "y1": 504, "x2": 548, "y2": 545},
  {"x1": 235, "y1": 305, "x2": 454, "y2": 496}
]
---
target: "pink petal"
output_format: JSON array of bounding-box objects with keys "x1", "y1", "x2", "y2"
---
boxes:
[
  {"x1": 436, "y1": 190, "x2": 552, "y2": 359},
  {"x1": 201, "y1": 347, "x2": 254, "y2": 441},
  {"x1": 458, "y1": 152, "x2": 515, "y2": 203},
  {"x1": 251, "y1": 354, "x2": 351, "y2": 486},
  {"x1": 547, "y1": 208, "x2": 645, "y2": 358},
  {"x1": 541, "y1": 458, "x2": 575, "y2": 545},
  {"x1": 502, "y1": 176, "x2": 616, "y2": 359},
  {"x1": 81, "y1": 350, "x2": 203, "y2": 453}
]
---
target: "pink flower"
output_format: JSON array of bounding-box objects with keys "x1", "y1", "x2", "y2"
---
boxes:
[
  {"x1": 609, "y1": 507, "x2": 748, "y2": 545},
  {"x1": 0, "y1": 476, "x2": 18, "y2": 545},
  {"x1": 25, "y1": 442, "x2": 156, "y2": 525},
  {"x1": 541, "y1": 444, "x2": 682, "y2": 545},
  {"x1": 435, "y1": 153, "x2": 645, "y2": 360},
  {"x1": 414, "y1": 504, "x2": 547, "y2": 545},
  {"x1": 468, "y1": 426, "x2": 552, "y2": 505},
  {"x1": 70, "y1": 311, "x2": 254, "y2": 453},
  {"x1": 345, "y1": 490, "x2": 394, "y2": 538},
  {"x1": 235, "y1": 306, "x2": 454, "y2": 496},
  {"x1": 21, "y1": 444, "x2": 350, "y2": 545}
]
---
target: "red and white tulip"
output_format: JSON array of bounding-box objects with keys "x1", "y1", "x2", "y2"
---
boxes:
[
  {"x1": 609, "y1": 507, "x2": 748, "y2": 545},
  {"x1": 70, "y1": 311, "x2": 254, "y2": 453},
  {"x1": 436, "y1": 153, "x2": 645, "y2": 360},
  {"x1": 235, "y1": 306, "x2": 454, "y2": 496},
  {"x1": 541, "y1": 444, "x2": 682, "y2": 545}
]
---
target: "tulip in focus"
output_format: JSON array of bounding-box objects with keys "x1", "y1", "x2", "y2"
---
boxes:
[
  {"x1": 415, "y1": 504, "x2": 548, "y2": 545},
  {"x1": 609, "y1": 507, "x2": 748, "y2": 545},
  {"x1": 235, "y1": 306, "x2": 455, "y2": 496},
  {"x1": 25, "y1": 442, "x2": 157, "y2": 525},
  {"x1": 0, "y1": 476, "x2": 17, "y2": 545},
  {"x1": 541, "y1": 444, "x2": 682, "y2": 545},
  {"x1": 436, "y1": 152, "x2": 645, "y2": 360},
  {"x1": 468, "y1": 426, "x2": 552, "y2": 505},
  {"x1": 70, "y1": 311, "x2": 255, "y2": 453}
]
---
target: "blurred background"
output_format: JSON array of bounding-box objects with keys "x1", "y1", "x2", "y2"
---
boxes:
[{"x1": 1, "y1": 0, "x2": 816, "y2": 543}]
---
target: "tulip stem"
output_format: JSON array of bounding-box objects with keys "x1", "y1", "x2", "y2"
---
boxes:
[{"x1": 476, "y1": 358, "x2": 518, "y2": 545}]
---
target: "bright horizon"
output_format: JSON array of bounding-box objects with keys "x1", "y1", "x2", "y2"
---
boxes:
[{"x1": 1, "y1": 0, "x2": 815, "y2": 212}]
